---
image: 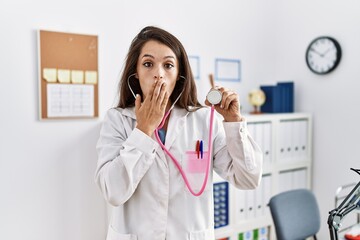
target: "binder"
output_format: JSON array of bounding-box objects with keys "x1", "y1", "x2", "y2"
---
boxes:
[
  {"x1": 278, "y1": 171, "x2": 293, "y2": 193},
  {"x1": 255, "y1": 178, "x2": 264, "y2": 217},
  {"x1": 286, "y1": 121, "x2": 294, "y2": 163},
  {"x1": 246, "y1": 189, "x2": 256, "y2": 219},
  {"x1": 260, "y1": 85, "x2": 282, "y2": 113},
  {"x1": 292, "y1": 168, "x2": 307, "y2": 189},
  {"x1": 278, "y1": 121, "x2": 287, "y2": 164},
  {"x1": 262, "y1": 175, "x2": 272, "y2": 216},
  {"x1": 299, "y1": 120, "x2": 308, "y2": 161},
  {"x1": 262, "y1": 122, "x2": 272, "y2": 168},
  {"x1": 277, "y1": 82, "x2": 294, "y2": 113},
  {"x1": 235, "y1": 189, "x2": 247, "y2": 222},
  {"x1": 292, "y1": 120, "x2": 302, "y2": 163}
]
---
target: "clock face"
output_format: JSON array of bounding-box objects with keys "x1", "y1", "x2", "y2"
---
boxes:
[{"x1": 306, "y1": 36, "x2": 342, "y2": 74}]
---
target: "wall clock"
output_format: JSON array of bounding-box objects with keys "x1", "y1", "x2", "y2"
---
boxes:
[{"x1": 305, "y1": 36, "x2": 342, "y2": 74}]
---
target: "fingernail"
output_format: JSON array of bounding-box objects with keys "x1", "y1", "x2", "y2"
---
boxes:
[{"x1": 220, "y1": 105, "x2": 224, "y2": 109}]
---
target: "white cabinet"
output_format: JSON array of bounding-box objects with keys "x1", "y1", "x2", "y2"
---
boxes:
[{"x1": 214, "y1": 113, "x2": 313, "y2": 240}]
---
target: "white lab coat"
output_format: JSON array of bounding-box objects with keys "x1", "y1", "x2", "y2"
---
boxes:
[{"x1": 95, "y1": 106, "x2": 262, "y2": 240}]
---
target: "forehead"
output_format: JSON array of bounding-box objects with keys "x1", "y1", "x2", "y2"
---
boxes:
[{"x1": 140, "y1": 40, "x2": 177, "y2": 59}]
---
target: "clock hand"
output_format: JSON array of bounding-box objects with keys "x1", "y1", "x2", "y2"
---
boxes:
[
  {"x1": 322, "y1": 47, "x2": 333, "y2": 56},
  {"x1": 310, "y1": 48, "x2": 323, "y2": 57}
]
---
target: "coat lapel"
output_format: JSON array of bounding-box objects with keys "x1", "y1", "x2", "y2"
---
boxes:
[{"x1": 165, "y1": 107, "x2": 189, "y2": 150}]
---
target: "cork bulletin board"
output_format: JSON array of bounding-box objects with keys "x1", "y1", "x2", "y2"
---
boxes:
[{"x1": 38, "y1": 30, "x2": 98, "y2": 119}]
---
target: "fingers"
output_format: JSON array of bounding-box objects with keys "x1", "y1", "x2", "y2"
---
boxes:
[
  {"x1": 135, "y1": 94, "x2": 141, "y2": 112},
  {"x1": 155, "y1": 81, "x2": 167, "y2": 104},
  {"x1": 147, "y1": 81, "x2": 157, "y2": 102},
  {"x1": 204, "y1": 99, "x2": 211, "y2": 107},
  {"x1": 142, "y1": 80, "x2": 168, "y2": 113},
  {"x1": 222, "y1": 91, "x2": 238, "y2": 110},
  {"x1": 216, "y1": 87, "x2": 239, "y2": 110}
]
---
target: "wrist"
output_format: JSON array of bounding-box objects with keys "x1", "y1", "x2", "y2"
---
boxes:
[{"x1": 136, "y1": 125, "x2": 153, "y2": 137}]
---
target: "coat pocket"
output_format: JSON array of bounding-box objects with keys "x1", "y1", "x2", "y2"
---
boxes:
[
  {"x1": 189, "y1": 228, "x2": 215, "y2": 240},
  {"x1": 106, "y1": 225, "x2": 137, "y2": 240},
  {"x1": 182, "y1": 151, "x2": 211, "y2": 194}
]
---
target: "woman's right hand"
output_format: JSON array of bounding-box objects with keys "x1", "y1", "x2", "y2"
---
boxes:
[{"x1": 135, "y1": 80, "x2": 169, "y2": 136}]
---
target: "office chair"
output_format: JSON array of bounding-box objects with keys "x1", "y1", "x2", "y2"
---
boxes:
[{"x1": 268, "y1": 189, "x2": 320, "y2": 240}]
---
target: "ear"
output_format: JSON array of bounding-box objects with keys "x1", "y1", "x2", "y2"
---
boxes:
[{"x1": 135, "y1": 73, "x2": 139, "y2": 79}]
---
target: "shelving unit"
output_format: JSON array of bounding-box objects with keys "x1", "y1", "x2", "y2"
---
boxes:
[{"x1": 213, "y1": 113, "x2": 313, "y2": 240}]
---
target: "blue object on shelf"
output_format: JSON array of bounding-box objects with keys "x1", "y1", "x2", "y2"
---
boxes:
[
  {"x1": 277, "y1": 82, "x2": 294, "y2": 113},
  {"x1": 260, "y1": 85, "x2": 282, "y2": 113},
  {"x1": 213, "y1": 182, "x2": 229, "y2": 229},
  {"x1": 260, "y1": 81, "x2": 294, "y2": 113}
]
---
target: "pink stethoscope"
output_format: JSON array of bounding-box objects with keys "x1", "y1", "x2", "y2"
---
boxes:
[{"x1": 128, "y1": 74, "x2": 222, "y2": 196}]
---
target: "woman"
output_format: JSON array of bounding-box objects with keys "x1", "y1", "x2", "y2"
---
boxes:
[{"x1": 95, "y1": 26, "x2": 262, "y2": 240}]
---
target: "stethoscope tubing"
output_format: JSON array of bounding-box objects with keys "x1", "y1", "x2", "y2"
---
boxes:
[
  {"x1": 128, "y1": 73, "x2": 214, "y2": 196},
  {"x1": 155, "y1": 105, "x2": 215, "y2": 196}
]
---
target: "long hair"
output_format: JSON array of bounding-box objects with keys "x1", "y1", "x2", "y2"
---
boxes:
[{"x1": 117, "y1": 26, "x2": 202, "y2": 111}]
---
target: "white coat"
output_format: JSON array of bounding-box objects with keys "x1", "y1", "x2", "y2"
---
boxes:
[{"x1": 95, "y1": 106, "x2": 263, "y2": 240}]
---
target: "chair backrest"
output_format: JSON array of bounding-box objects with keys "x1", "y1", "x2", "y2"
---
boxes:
[{"x1": 268, "y1": 189, "x2": 320, "y2": 240}]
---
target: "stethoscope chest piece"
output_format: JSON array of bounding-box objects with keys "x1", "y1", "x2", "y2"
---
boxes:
[{"x1": 206, "y1": 89, "x2": 222, "y2": 105}]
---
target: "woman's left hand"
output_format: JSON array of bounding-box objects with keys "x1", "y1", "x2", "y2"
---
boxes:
[{"x1": 205, "y1": 87, "x2": 244, "y2": 122}]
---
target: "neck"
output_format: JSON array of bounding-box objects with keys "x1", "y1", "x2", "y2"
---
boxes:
[{"x1": 162, "y1": 102, "x2": 173, "y2": 131}]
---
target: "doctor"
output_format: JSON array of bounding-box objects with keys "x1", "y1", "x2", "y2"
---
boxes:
[{"x1": 95, "y1": 26, "x2": 263, "y2": 240}]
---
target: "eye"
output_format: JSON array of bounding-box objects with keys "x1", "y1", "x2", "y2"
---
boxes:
[
  {"x1": 164, "y1": 63, "x2": 174, "y2": 69},
  {"x1": 143, "y1": 62, "x2": 153, "y2": 68}
]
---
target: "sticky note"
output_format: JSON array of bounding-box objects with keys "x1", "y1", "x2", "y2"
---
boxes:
[
  {"x1": 43, "y1": 68, "x2": 57, "y2": 82},
  {"x1": 57, "y1": 69, "x2": 71, "y2": 83},
  {"x1": 71, "y1": 70, "x2": 84, "y2": 84},
  {"x1": 85, "y1": 71, "x2": 98, "y2": 84}
]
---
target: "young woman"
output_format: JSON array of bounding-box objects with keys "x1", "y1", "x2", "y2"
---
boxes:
[{"x1": 95, "y1": 26, "x2": 262, "y2": 240}]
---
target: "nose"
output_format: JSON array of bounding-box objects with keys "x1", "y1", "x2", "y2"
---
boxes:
[
  {"x1": 154, "y1": 75, "x2": 163, "y2": 80},
  {"x1": 153, "y1": 65, "x2": 165, "y2": 80}
]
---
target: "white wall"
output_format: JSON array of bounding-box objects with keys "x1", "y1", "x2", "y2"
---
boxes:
[
  {"x1": 1, "y1": 1, "x2": 360, "y2": 239},
  {"x1": 269, "y1": 1, "x2": 360, "y2": 238}
]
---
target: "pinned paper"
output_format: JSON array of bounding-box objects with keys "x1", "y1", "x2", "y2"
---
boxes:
[
  {"x1": 85, "y1": 71, "x2": 98, "y2": 84},
  {"x1": 43, "y1": 68, "x2": 57, "y2": 82},
  {"x1": 71, "y1": 70, "x2": 84, "y2": 84},
  {"x1": 57, "y1": 69, "x2": 71, "y2": 83}
]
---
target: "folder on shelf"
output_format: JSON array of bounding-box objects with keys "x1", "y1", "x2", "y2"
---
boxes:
[
  {"x1": 260, "y1": 85, "x2": 282, "y2": 113},
  {"x1": 262, "y1": 123, "x2": 272, "y2": 169},
  {"x1": 278, "y1": 121, "x2": 288, "y2": 164},
  {"x1": 246, "y1": 189, "x2": 256, "y2": 219},
  {"x1": 278, "y1": 170, "x2": 293, "y2": 193},
  {"x1": 235, "y1": 189, "x2": 247, "y2": 222},
  {"x1": 255, "y1": 179, "x2": 265, "y2": 217},
  {"x1": 292, "y1": 168, "x2": 308, "y2": 189},
  {"x1": 262, "y1": 175, "x2": 272, "y2": 216},
  {"x1": 291, "y1": 120, "x2": 301, "y2": 163},
  {"x1": 285, "y1": 121, "x2": 294, "y2": 163},
  {"x1": 277, "y1": 82, "x2": 294, "y2": 113},
  {"x1": 299, "y1": 120, "x2": 308, "y2": 161}
]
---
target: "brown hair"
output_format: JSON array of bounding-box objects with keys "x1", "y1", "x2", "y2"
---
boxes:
[{"x1": 117, "y1": 26, "x2": 202, "y2": 111}]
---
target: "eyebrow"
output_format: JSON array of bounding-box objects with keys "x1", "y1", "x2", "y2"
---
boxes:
[{"x1": 141, "y1": 54, "x2": 175, "y2": 60}]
